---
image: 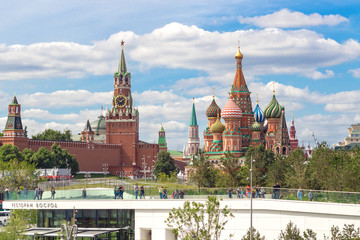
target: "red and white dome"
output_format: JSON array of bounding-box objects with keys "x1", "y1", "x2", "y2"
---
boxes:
[{"x1": 221, "y1": 97, "x2": 242, "y2": 119}]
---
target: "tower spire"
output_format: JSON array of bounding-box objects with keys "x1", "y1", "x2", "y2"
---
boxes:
[
  {"x1": 118, "y1": 40, "x2": 127, "y2": 75},
  {"x1": 190, "y1": 98, "x2": 198, "y2": 126},
  {"x1": 273, "y1": 81, "x2": 275, "y2": 95},
  {"x1": 232, "y1": 45, "x2": 248, "y2": 92}
]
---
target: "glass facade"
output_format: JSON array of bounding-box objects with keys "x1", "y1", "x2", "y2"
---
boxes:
[{"x1": 37, "y1": 209, "x2": 135, "y2": 239}]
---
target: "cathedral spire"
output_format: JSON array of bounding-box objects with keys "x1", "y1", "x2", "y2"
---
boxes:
[
  {"x1": 232, "y1": 45, "x2": 248, "y2": 92},
  {"x1": 118, "y1": 40, "x2": 127, "y2": 75},
  {"x1": 190, "y1": 98, "x2": 198, "y2": 126}
]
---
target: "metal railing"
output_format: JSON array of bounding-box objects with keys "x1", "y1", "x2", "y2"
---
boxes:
[{"x1": 3, "y1": 186, "x2": 360, "y2": 204}]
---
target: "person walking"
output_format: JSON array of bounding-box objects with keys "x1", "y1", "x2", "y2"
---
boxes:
[
  {"x1": 309, "y1": 190, "x2": 313, "y2": 201},
  {"x1": 275, "y1": 182, "x2": 281, "y2": 199},
  {"x1": 39, "y1": 188, "x2": 44, "y2": 200},
  {"x1": 82, "y1": 188, "x2": 87, "y2": 198},
  {"x1": 236, "y1": 187, "x2": 241, "y2": 198},
  {"x1": 140, "y1": 185, "x2": 145, "y2": 199},
  {"x1": 159, "y1": 186, "x2": 163, "y2": 199},
  {"x1": 34, "y1": 187, "x2": 40, "y2": 200},
  {"x1": 4, "y1": 187, "x2": 9, "y2": 200},
  {"x1": 134, "y1": 184, "x2": 139, "y2": 199},
  {"x1": 17, "y1": 187, "x2": 21, "y2": 200},
  {"x1": 51, "y1": 187, "x2": 56, "y2": 199},
  {"x1": 119, "y1": 185, "x2": 124, "y2": 199},
  {"x1": 246, "y1": 185, "x2": 251, "y2": 198},
  {"x1": 114, "y1": 185, "x2": 118, "y2": 199},
  {"x1": 163, "y1": 188, "x2": 168, "y2": 199},
  {"x1": 24, "y1": 187, "x2": 28, "y2": 199},
  {"x1": 255, "y1": 185, "x2": 260, "y2": 198},
  {"x1": 260, "y1": 187, "x2": 265, "y2": 198},
  {"x1": 297, "y1": 188, "x2": 302, "y2": 200},
  {"x1": 228, "y1": 188, "x2": 233, "y2": 199}
]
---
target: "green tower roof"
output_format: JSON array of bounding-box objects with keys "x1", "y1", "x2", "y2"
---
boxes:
[
  {"x1": 117, "y1": 42, "x2": 128, "y2": 75},
  {"x1": 190, "y1": 100, "x2": 198, "y2": 126},
  {"x1": 158, "y1": 125, "x2": 167, "y2": 147}
]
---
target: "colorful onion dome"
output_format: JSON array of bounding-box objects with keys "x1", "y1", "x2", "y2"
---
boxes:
[
  {"x1": 253, "y1": 102, "x2": 265, "y2": 123},
  {"x1": 221, "y1": 94, "x2": 242, "y2": 119},
  {"x1": 235, "y1": 46, "x2": 243, "y2": 59},
  {"x1": 206, "y1": 98, "x2": 221, "y2": 118},
  {"x1": 264, "y1": 94, "x2": 282, "y2": 118},
  {"x1": 250, "y1": 120, "x2": 262, "y2": 132},
  {"x1": 210, "y1": 117, "x2": 225, "y2": 133}
]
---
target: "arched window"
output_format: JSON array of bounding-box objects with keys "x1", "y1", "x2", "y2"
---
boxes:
[
  {"x1": 282, "y1": 147, "x2": 287, "y2": 155},
  {"x1": 276, "y1": 147, "x2": 280, "y2": 154}
]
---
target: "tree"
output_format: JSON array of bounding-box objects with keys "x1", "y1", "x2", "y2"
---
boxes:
[
  {"x1": 266, "y1": 155, "x2": 291, "y2": 187},
  {"x1": 0, "y1": 144, "x2": 24, "y2": 162},
  {"x1": 29, "y1": 143, "x2": 79, "y2": 175},
  {"x1": 284, "y1": 148, "x2": 308, "y2": 189},
  {"x1": 32, "y1": 128, "x2": 73, "y2": 141},
  {"x1": 154, "y1": 151, "x2": 179, "y2": 178},
  {"x1": 0, "y1": 209, "x2": 37, "y2": 239},
  {"x1": 220, "y1": 151, "x2": 242, "y2": 187},
  {"x1": 241, "y1": 227, "x2": 265, "y2": 240},
  {"x1": 0, "y1": 159, "x2": 38, "y2": 191},
  {"x1": 166, "y1": 196, "x2": 234, "y2": 240},
  {"x1": 278, "y1": 221, "x2": 303, "y2": 240},
  {"x1": 245, "y1": 145, "x2": 275, "y2": 186},
  {"x1": 189, "y1": 150, "x2": 217, "y2": 189}
]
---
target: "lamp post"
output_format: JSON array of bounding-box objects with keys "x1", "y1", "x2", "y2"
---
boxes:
[
  {"x1": 66, "y1": 159, "x2": 69, "y2": 180},
  {"x1": 142, "y1": 156, "x2": 147, "y2": 181},
  {"x1": 84, "y1": 172, "x2": 91, "y2": 187},
  {"x1": 250, "y1": 155, "x2": 255, "y2": 240},
  {"x1": 103, "y1": 163, "x2": 109, "y2": 186}
]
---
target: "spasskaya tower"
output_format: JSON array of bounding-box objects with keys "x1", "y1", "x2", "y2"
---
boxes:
[{"x1": 106, "y1": 41, "x2": 139, "y2": 167}]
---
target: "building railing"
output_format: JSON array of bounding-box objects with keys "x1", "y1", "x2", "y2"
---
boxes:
[{"x1": 3, "y1": 187, "x2": 360, "y2": 204}]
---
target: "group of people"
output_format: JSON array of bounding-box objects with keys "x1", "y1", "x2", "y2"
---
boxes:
[
  {"x1": 297, "y1": 189, "x2": 314, "y2": 201},
  {"x1": 113, "y1": 185, "x2": 125, "y2": 199},
  {"x1": 157, "y1": 187, "x2": 184, "y2": 199},
  {"x1": 228, "y1": 185, "x2": 266, "y2": 199},
  {"x1": 273, "y1": 183, "x2": 281, "y2": 199},
  {"x1": 133, "y1": 184, "x2": 145, "y2": 199},
  {"x1": 6, "y1": 186, "x2": 55, "y2": 200},
  {"x1": 33, "y1": 187, "x2": 45, "y2": 200}
]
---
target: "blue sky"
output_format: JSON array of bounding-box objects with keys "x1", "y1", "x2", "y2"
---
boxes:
[{"x1": 0, "y1": 0, "x2": 360, "y2": 150}]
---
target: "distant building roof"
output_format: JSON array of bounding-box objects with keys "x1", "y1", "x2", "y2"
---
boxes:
[{"x1": 335, "y1": 143, "x2": 360, "y2": 151}]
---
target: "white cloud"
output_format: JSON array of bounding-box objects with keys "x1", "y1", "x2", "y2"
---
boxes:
[
  {"x1": 348, "y1": 68, "x2": 360, "y2": 78},
  {"x1": 306, "y1": 70, "x2": 334, "y2": 80},
  {"x1": 239, "y1": 9, "x2": 348, "y2": 28},
  {"x1": 0, "y1": 23, "x2": 359, "y2": 82},
  {"x1": 20, "y1": 90, "x2": 112, "y2": 108}
]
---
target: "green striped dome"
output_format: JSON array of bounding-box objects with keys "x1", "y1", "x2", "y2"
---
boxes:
[
  {"x1": 250, "y1": 120, "x2": 262, "y2": 132},
  {"x1": 210, "y1": 117, "x2": 225, "y2": 133},
  {"x1": 264, "y1": 95, "x2": 282, "y2": 118}
]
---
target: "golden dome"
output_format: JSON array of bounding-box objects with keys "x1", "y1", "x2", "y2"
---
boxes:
[
  {"x1": 210, "y1": 117, "x2": 225, "y2": 133},
  {"x1": 235, "y1": 47, "x2": 243, "y2": 59}
]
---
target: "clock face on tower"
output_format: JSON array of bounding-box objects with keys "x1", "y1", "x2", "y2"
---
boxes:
[{"x1": 115, "y1": 95, "x2": 127, "y2": 108}]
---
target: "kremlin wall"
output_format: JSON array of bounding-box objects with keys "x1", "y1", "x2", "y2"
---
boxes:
[{"x1": 0, "y1": 43, "x2": 300, "y2": 176}]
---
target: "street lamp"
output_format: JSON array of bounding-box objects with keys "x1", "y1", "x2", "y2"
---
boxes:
[
  {"x1": 84, "y1": 172, "x2": 91, "y2": 186},
  {"x1": 103, "y1": 163, "x2": 109, "y2": 186},
  {"x1": 142, "y1": 156, "x2": 147, "y2": 181},
  {"x1": 66, "y1": 159, "x2": 69, "y2": 180},
  {"x1": 250, "y1": 155, "x2": 255, "y2": 240}
]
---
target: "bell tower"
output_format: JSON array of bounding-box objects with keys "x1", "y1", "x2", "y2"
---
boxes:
[
  {"x1": 106, "y1": 41, "x2": 139, "y2": 166},
  {"x1": 1, "y1": 95, "x2": 29, "y2": 149}
]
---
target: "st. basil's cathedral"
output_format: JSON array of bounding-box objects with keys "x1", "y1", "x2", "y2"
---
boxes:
[{"x1": 184, "y1": 47, "x2": 299, "y2": 159}]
